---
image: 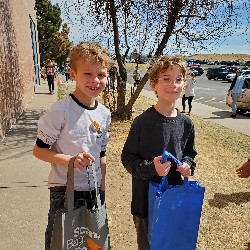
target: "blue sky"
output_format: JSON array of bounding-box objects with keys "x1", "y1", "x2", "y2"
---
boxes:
[{"x1": 51, "y1": 0, "x2": 250, "y2": 55}]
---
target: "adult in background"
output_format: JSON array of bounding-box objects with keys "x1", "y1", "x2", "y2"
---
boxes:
[
  {"x1": 65, "y1": 63, "x2": 71, "y2": 83},
  {"x1": 133, "y1": 66, "x2": 141, "y2": 86},
  {"x1": 44, "y1": 59, "x2": 55, "y2": 94},
  {"x1": 228, "y1": 70, "x2": 247, "y2": 118},
  {"x1": 108, "y1": 66, "x2": 117, "y2": 90},
  {"x1": 181, "y1": 71, "x2": 196, "y2": 115}
]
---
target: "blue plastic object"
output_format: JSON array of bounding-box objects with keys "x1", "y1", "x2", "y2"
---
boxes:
[
  {"x1": 161, "y1": 150, "x2": 182, "y2": 166},
  {"x1": 148, "y1": 151, "x2": 205, "y2": 250}
]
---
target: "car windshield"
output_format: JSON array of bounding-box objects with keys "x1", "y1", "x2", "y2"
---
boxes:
[{"x1": 243, "y1": 70, "x2": 250, "y2": 75}]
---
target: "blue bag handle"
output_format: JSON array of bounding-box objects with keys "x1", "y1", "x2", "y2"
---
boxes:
[{"x1": 161, "y1": 150, "x2": 188, "y2": 191}]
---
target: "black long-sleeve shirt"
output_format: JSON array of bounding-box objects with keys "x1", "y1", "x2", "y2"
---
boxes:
[{"x1": 121, "y1": 107, "x2": 197, "y2": 218}]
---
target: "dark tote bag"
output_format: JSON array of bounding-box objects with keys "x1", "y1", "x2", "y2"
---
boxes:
[
  {"x1": 50, "y1": 157, "x2": 109, "y2": 250},
  {"x1": 148, "y1": 177, "x2": 205, "y2": 250}
]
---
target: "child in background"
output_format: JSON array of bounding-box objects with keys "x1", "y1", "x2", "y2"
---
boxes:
[
  {"x1": 121, "y1": 55, "x2": 197, "y2": 250},
  {"x1": 33, "y1": 42, "x2": 113, "y2": 250},
  {"x1": 44, "y1": 59, "x2": 55, "y2": 94},
  {"x1": 182, "y1": 71, "x2": 196, "y2": 115}
]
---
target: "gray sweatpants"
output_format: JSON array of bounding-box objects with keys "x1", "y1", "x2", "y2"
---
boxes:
[{"x1": 231, "y1": 93, "x2": 242, "y2": 115}]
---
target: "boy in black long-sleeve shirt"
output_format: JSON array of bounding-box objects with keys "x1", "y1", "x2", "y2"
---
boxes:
[{"x1": 121, "y1": 55, "x2": 197, "y2": 250}]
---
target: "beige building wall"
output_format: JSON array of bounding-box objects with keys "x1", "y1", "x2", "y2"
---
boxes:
[{"x1": 0, "y1": 0, "x2": 39, "y2": 141}]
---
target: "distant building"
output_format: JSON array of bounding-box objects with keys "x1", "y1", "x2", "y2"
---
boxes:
[{"x1": 0, "y1": 0, "x2": 40, "y2": 141}]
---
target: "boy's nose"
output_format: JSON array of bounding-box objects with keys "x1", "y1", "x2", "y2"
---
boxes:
[{"x1": 92, "y1": 76, "x2": 100, "y2": 83}]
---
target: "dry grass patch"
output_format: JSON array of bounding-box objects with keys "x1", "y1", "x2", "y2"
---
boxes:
[{"x1": 58, "y1": 84, "x2": 250, "y2": 250}]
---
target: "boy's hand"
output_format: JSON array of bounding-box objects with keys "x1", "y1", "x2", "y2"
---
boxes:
[
  {"x1": 176, "y1": 162, "x2": 191, "y2": 177},
  {"x1": 74, "y1": 152, "x2": 95, "y2": 169},
  {"x1": 153, "y1": 156, "x2": 171, "y2": 176}
]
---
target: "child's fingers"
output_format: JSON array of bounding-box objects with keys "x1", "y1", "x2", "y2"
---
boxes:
[
  {"x1": 82, "y1": 152, "x2": 95, "y2": 163},
  {"x1": 176, "y1": 164, "x2": 191, "y2": 177},
  {"x1": 74, "y1": 152, "x2": 95, "y2": 169}
]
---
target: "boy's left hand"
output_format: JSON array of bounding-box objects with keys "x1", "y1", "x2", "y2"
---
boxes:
[
  {"x1": 74, "y1": 152, "x2": 95, "y2": 169},
  {"x1": 176, "y1": 162, "x2": 191, "y2": 177}
]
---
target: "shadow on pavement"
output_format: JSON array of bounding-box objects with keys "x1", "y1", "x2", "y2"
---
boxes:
[
  {"x1": 208, "y1": 192, "x2": 250, "y2": 209},
  {"x1": 0, "y1": 107, "x2": 48, "y2": 161},
  {"x1": 203, "y1": 110, "x2": 249, "y2": 119}
]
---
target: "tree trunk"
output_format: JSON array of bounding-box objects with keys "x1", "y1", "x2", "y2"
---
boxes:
[{"x1": 123, "y1": 73, "x2": 149, "y2": 116}]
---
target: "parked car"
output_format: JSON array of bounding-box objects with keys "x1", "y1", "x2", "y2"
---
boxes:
[
  {"x1": 188, "y1": 67, "x2": 199, "y2": 76},
  {"x1": 241, "y1": 67, "x2": 250, "y2": 73},
  {"x1": 226, "y1": 73, "x2": 236, "y2": 82},
  {"x1": 206, "y1": 67, "x2": 228, "y2": 80},
  {"x1": 244, "y1": 61, "x2": 250, "y2": 66},
  {"x1": 226, "y1": 70, "x2": 250, "y2": 83},
  {"x1": 226, "y1": 66, "x2": 240, "y2": 73},
  {"x1": 189, "y1": 67, "x2": 204, "y2": 76},
  {"x1": 242, "y1": 70, "x2": 250, "y2": 80},
  {"x1": 236, "y1": 80, "x2": 250, "y2": 114}
]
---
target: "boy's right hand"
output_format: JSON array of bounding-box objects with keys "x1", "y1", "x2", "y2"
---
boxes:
[
  {"x1": 153, "y1": 156, "x2": 171, "y2": 176},
  {"x1": 74, "y1": 152, "x2": 95, "y2": 169}
]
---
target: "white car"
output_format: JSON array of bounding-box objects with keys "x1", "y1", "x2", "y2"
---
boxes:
[
  {"x1": 226, "y1": 70, "x2": 250, "y2": 83},
  {"x1": 241, "y1": 67, "x2": 250, "y2": 73},
  {"x1": 242, "y1": 70, "x2": 250, "y2": 80},
  {"x1": 226, "y1": 73, "x2": 236, "y2": 82}
]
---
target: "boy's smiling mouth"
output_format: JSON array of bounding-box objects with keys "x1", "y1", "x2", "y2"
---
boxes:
[{"x1": 88, "y1": 86, "x2": 100, "y2": 90}]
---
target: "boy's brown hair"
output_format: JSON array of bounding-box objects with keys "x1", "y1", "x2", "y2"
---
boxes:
[
  {"x1": 148, "y1": 55, "x2": 188, "y2": 82},
  {"x1": 70, "y1": 42, "x2": 113, "y2": 72}
]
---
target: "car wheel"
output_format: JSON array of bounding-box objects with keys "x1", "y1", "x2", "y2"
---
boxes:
[
  {"x1": 236, "y1": 109, "x2": 247, "y2": 115},
  {"x1": 215, "y1": 76, "x2": 219, "y2": 80},
  {"x1": 207, "y1": 77, "x2": 211, "y2": 80}
]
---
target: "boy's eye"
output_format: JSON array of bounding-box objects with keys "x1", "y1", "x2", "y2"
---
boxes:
[
  {"x1": 176, "y1": 78, "x2": 183, "y2": 82},
  {"x1": 99, "y1": 74, "x2": 107, "y2": 78},
  {"x1": 163, "y1": 77, "x2": 170, "y2": 81}
]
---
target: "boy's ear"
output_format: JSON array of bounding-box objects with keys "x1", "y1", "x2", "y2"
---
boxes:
[
  {"x1": 150, "y1": 80, "x2": 157, "y2": 90},
  {"x1": 70, "y1": 68, "x2": 76, "y2": 80}
]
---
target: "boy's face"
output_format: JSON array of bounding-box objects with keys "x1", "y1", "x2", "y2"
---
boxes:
[
  {"x1": 70, "y1": 57, "x2": 108, "y2": 99},
  {"x1": 150, "y1": 65, "x2": 185, "y2": 102}
]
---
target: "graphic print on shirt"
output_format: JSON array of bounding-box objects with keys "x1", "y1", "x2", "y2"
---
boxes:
[
  {"x1": 90, "y1": 121, "x2": 103, "y2": 139},
  {"x1": 46, "y1": 66, "x2": 54, "y2": 75}
]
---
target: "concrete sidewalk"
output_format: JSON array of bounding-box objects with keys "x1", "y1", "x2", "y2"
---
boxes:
[
  {"x1": 0, "y1": 79, "x2": 249, "y2": 249},
  {"x1": 0, "y1": 80, "x2": 57, "y2": 249}
]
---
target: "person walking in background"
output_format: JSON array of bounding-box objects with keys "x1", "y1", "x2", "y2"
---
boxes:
[
  {"x1": 133, "y1": 66, "x2": 141, "y2": 86},
  {"x1": 108, "y1": 66, "x2": 117, "y2": 90},
  {"x1": 33, "y1": 42, "x2": 113, "y2": 250},
  {"x1": 65, "y1": 63, "x2": 71, "y2": 82},
  {"x1": 228, "y1": 69, "x2": 246, "y2": 118},
  {"x1": 182, "y1": 71, "x2": 196, "y2": 115},
  {"x1": 121, "y1": 55, "x2": 197, "y2": 250},
  {"x1": 236, "y1": 157, "x2": 250, "y2": 178},
  {"x1": 44, "y1": 59, "x2": 55, "y2": 94}
]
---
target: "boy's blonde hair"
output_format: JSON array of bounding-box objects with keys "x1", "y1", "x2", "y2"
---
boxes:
[
  {"x1": 148, "y1": 55, "x2": 188, "y2": 82},
  {"x1": 70, "y1": 42, "x2": 113, "y2": 72}
]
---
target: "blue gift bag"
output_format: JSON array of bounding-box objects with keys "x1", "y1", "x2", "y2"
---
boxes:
[{"x1": 148, "y1": 177, "x2": 205, "y2": 250}]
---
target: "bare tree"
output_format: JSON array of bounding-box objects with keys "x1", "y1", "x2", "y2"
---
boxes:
[{"x1": 62, "y1": 0, "x2": 250, "y2": 119}]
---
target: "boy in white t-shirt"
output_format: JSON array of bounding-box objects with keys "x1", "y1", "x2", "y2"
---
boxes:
[{"x1": 33, "y1": 42, "x2": 113, "y2": 250}]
